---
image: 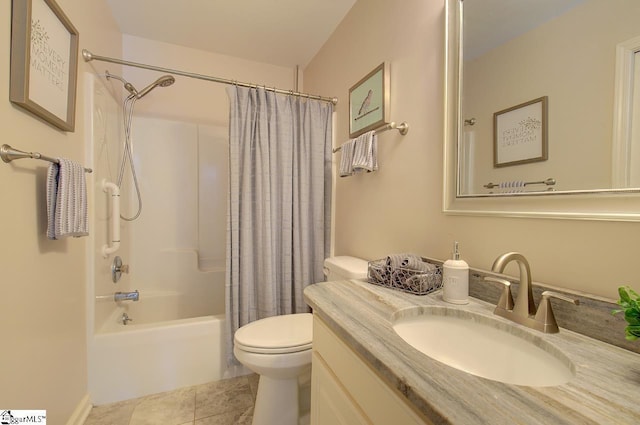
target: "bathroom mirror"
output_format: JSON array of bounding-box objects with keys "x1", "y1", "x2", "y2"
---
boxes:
[{"x1": 443, "y1": 0, "x2": 640, "y2": 220}]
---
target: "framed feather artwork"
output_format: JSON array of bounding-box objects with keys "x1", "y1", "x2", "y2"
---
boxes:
[{"x1": 349, "y1": 62, "x2": 389, "y2": 138}]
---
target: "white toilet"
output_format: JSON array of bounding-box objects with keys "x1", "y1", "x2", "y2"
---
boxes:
[{"x1": 233, "y1": 256, "x2": 369, "y2": 425}]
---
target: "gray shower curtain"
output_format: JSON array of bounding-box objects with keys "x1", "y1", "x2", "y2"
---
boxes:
[{"x1": 225, "y1": 86, "x2": 333, "y2": 364}]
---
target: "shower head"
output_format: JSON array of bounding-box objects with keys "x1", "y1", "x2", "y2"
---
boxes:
[
  {"x1": 105, "y1": 71, "x2": 175, "y2": 99},
  {"x1": 135, "y1": 75, "x2": 175, "y2": 99}
]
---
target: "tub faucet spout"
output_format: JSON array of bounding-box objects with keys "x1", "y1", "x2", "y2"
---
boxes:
[{"x1": 114, "y1": 290, "x2": 139, "y2": 302}]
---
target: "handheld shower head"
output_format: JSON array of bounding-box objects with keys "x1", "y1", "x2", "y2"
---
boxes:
[
  {"x1": 105, "y1": 71, "x2": 175, "y2": 99},
  {"x1": 157, "y1": 75, "x2": 176, "y2": 87},
  {"x1": 135, "y1": 75, "x2": 175, "y2": 99}
]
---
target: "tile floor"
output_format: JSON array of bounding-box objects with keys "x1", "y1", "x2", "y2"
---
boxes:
[{"x1": 84, "y1": 374, "x2": 259, "y2": 425}]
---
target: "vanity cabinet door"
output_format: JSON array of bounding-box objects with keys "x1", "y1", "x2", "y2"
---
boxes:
[
  {"x1": 311, "y1": 351, "x2": 371, "y2": 425},
  {"x1": 311, "y1": 315, "x2": 431, "y2": 425}
]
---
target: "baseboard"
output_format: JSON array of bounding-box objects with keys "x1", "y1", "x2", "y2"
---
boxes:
[{"x1": 66, "y1": 394, "x2": 92, "y2": 425}]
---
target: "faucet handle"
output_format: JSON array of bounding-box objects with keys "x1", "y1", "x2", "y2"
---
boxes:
[
  {"x1": 112, "y1": 256, "x2": 130, "y2": 283},
  {"x1": 534, "y1": 291, "x2": 580, "y2": 333},
  {"x1": 484, "y1": 276, "x2": 515, "y2": 311}
]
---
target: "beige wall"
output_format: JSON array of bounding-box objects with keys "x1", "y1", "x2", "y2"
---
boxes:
[
  {"x1": 304, "y1": 0, "x2": 640, "y2": 300},
  {"x1": 0, "y1": 0, "x2": 121, "y2": 422}
]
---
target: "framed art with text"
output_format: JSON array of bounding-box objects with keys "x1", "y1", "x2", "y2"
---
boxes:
[
  {"x1": 494, "y1": 96, "x2": 548, "y2": 167},
  {"x1": 10, "y1": 0, "x2": 79, "y2": 131}
]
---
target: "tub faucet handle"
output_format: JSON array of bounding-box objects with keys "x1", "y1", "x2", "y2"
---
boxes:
[{"x1": 112, "y1": 256, "x2": 130, "y2": 283}]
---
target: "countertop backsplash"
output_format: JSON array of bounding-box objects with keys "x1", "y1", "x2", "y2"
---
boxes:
[{"x1": 422, "y1": 257, "x2": 638, "y2": 354}]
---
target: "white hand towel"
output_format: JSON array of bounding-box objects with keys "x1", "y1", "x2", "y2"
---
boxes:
[
  {"x1": 46, "y1": 158, "x2": 89, "y2": 239},
  {"x1": 339, "y1": 139, "x2": 355, "y2": 177},
  {"x1": 352, "y1": 131, "x2": 378, "y2": 173}
]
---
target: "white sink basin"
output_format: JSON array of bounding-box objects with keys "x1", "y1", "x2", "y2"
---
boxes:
[{"x1": 392, "y1": 306, "x2": 575, "y2": 386}]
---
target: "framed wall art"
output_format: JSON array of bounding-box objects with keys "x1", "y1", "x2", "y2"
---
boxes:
[
  {"x1": 493, "y1": 96, "x2": 548, "y2": 167},
  {"x1": 10, "y1": 0, "x2": 79, "y2": 132},
  {"x1": 349, "y1": 62, "x2": 390, "y2": 138}
]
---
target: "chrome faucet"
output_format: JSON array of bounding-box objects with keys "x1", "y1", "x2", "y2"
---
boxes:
[
  {"x1": 114, "y1": 290, "x2": 139, "y2": 302},
  {"x1": 485, "y1": 252, "x2": 579, "y2": 333}
]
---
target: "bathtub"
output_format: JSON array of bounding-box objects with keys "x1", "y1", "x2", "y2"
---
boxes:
[
  {"x1": 100, "y1": 289, "x2": 218, "y2": 327},
  {"x1": 89, "y1": 290, "x2": 238, "y2": 405}
]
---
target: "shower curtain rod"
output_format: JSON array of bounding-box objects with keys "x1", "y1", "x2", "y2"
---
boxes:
[{"x1": 82, "y1": 49, "x2": 338, "y2": 105}]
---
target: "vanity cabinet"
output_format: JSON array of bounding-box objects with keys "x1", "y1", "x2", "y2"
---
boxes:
[{"x1": 311, "y1": 315, "x2": 432, "y2": 425}]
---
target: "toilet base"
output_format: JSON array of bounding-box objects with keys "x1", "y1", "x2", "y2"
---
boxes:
[
  {"x1": 232, "y1": 314, "x2": 313, "y2": 425},
  {"x1": 253, "y1": 374, "x2": 307, "y2": 425}
]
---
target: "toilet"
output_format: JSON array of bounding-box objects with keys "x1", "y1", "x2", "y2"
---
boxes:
[{"x1": 233, "y1": 256, "x2": 369, "y2": 425}]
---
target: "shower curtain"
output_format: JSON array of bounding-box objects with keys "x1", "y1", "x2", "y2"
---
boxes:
[{"x1": 225, "y1": 86, "x2": 333, "y2": 363}]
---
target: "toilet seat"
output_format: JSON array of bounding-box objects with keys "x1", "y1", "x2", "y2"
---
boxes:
[{"x1": 234, "y1": 313, "x2": 313, "y2": 354}]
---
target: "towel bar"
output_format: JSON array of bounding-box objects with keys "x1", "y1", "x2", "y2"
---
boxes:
[
  {"x1": 1, "y1": 144, "x2": 92, "y2": 173},
  {"x1": 333, "y1": 121, "x2": 409, "y2": 153},
  {"x1": 484, "y1": 178, "x2": 556, "y2": 189}
]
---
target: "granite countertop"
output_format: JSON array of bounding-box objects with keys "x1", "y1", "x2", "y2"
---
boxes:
[{"x1": 304, "y1": 279, "x2": 640, "y2": 425}]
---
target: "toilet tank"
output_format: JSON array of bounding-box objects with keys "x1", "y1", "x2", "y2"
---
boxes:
[{"x1": 323, "y1": 256, "x2": 369, "y2": 281}]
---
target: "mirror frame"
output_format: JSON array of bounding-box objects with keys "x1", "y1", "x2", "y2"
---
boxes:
[{"x1": 443, "y1": 0, "x2": 640, "y2": 221}]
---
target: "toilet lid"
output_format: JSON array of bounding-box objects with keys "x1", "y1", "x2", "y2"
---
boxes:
[{"x1": 234, "y1": 313, "x2": 313, "y2": 354}]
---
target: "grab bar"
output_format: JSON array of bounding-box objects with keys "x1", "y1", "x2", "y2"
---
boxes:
[{"x1": 102, "y1": 179, "x2": 120, "y2": 257}]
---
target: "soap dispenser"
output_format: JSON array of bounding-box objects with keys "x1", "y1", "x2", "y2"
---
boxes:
[{"x1": 442, "y1": 241, "x2": 469, "y2": 304}]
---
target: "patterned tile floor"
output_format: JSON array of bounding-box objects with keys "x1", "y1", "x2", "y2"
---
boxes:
[{"x1": 84, "y1": 374, "x2": 258, "y2": 425}]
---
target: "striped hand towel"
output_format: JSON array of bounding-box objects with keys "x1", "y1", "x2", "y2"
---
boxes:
[
  {"x1": 339, "y1": 139, "x2": 355, "y2": 177},
  {"x1": 352, "y1": 131, "x2": 378, "y2": 173},
  {"x1": 47, "y1": 158, "x2": 89, "y2": 239}
]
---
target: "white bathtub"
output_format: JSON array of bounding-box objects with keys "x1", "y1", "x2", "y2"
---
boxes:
[
  {"x1": 100, "y1": 289, "x2": 218, "y2": 329},
  {"x1": 89, "y1": 290, "x2": 238, "y2": 405}
]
